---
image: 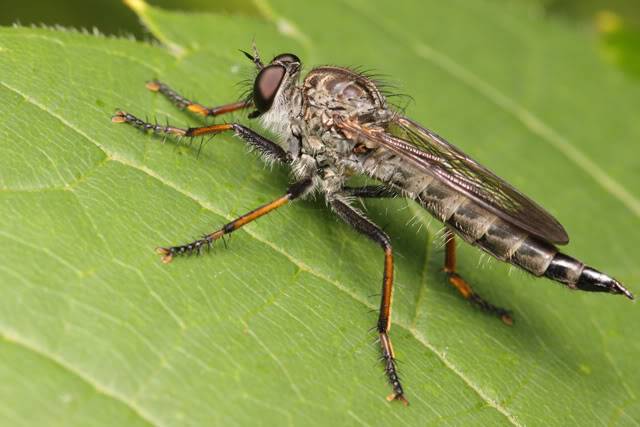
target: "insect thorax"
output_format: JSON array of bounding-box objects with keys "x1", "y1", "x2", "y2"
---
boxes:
[{"x1": 260, "y1": 65, "x2": 405, "y2": 193}]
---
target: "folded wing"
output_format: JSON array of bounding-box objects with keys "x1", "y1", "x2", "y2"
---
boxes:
[{"x1": 337, "y1": 115, "x2": 569, "y2": 244}]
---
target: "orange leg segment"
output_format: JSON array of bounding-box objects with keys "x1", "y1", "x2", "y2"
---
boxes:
[
  {"x1": 444, "y1": 229, "x2": 513, "y2": 325},
  {"x1": 111, "y1": 111, "x2": 289, "y2": 163},
  {"x1": 330, "y1": 197, "x2": 408, "y2": 405},
  {"x1": 146, "y1": 80, "x2": 251, "y2": 117},
  {"x1": 156, "y1": 179, "x2": 312, "y2": 263}
]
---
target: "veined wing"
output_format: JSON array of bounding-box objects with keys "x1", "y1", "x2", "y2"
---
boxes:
[{"x1": 337, "y1": 116, "x2": 569, "y2": 244}]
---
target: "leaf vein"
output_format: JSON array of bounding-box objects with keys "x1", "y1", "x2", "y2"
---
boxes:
[{"x1": 0, "y1": 331, "x2": 160, "y2": 427}]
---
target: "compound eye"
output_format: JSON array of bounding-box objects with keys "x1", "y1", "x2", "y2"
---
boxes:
[
  {"x1": 272, "y1": 53, "x2": 300, "y2": 65},
  {"x1": 253, "y1": 64, "x2": 285, "y2": 113}
]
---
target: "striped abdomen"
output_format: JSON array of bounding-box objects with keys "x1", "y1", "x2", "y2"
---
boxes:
[{"x1": 408, "y1": 177, "x2": 632, "y2": 298}]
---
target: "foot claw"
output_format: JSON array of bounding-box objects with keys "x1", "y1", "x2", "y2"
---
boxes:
[
  {"x1": 386, "y1": 393, "x2": 409, "y2": 406},
  {"x1": 111, "y1": 110, "x2": 127, "y2": 123},
  {"x1": 501, "y1": 313, "x2": 514, "y2": 326},
  {"x1": 145, "y1": 80, "x2": 160, "y2": 91},
  {"x1": 155, "y1": 247, "x2": 173, "y2": 263}
]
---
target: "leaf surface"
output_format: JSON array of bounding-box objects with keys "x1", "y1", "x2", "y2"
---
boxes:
[{"x1": 1, "y1": 1, "x2": 639, "y2": 426}]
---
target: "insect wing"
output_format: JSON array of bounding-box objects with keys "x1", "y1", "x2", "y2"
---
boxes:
[{"x1": 338, "y1": 116, "x2": 569, "y2": 244}]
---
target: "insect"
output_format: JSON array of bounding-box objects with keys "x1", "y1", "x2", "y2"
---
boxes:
[{"x1": 112, "y1": 46, "x2": 634, "y2": 405}]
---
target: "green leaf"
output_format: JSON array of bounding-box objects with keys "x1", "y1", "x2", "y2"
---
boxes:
[
  {"x1": 596, "y1": 10, "x2": 640, "y2": 81},
  {"x1": 1, "y1": 1, "x2": 639, "y2": 425}
]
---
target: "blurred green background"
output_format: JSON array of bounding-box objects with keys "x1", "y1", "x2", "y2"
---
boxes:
[
  {"x1": 0, "y1": 0, "x2": 640, "y2": 79},
  {"x1": 1, "y1": 0, "x2": 640, "y2": 80},
  {"x1": 0, "y1": 0, "x2": 259, "y2": 38}
]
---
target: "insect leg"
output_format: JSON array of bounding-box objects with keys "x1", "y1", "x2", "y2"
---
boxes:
[
  {"x1": 157, "y1": 179, "x2": 312, "y2": 263},
  {"x1": 146, "y1": 80, "x2": 251, "y2": 117},
  {"x1": 444, "y1": 228, "x2": 513, "y2": 325},
  {"x1": 329, "y1": 197, "x2": 408, "y2": 405},
  {"x1": 112, "y1": 111, "x2": 289, "y2": 163}
]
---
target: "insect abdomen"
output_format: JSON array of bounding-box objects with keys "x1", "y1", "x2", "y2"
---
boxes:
[
  {"x1": 543, "y1": 253, "x2": 630, "y2": 296},
  {"x1": 414, "y1": 180, "x2": 632, "y2": 297},
  {"x1": 417, "y1": 180, "x2": 556, "y2": 273},
  {"x1": 419, "y1": 181, "x2": 549, "y2": 273}
]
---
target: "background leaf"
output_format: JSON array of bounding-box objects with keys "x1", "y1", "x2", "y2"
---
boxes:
[{"x1": 1, "y1": 0, "x2": 639, "y2": 426}]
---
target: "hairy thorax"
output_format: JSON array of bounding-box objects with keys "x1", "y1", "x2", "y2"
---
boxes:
[
  {"x1": 260, "y1": 65, "x2": 412, "y2": 195},
  {"x1": 301, "y1": 67, "x2": 396, "y2": 191}
]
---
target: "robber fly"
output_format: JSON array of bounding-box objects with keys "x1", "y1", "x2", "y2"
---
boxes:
[{"x1": 112, "y1": 47, "x2": 634, "y2": 405}]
